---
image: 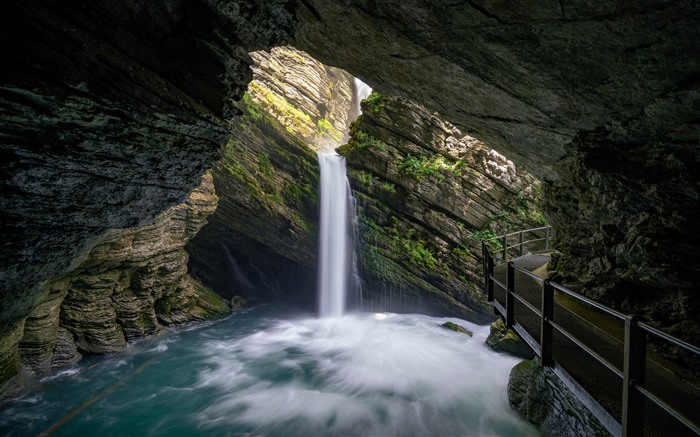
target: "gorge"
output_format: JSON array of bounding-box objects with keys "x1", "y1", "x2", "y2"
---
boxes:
[{"x1": 1, "y1": 1, "x2": 699, "y2": 435}]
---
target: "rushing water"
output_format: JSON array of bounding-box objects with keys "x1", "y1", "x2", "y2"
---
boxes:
[
  {"x1": 0, "y1": 77, "x2": 539, "y2": 436},
  {"x1": 0, "y1": 307, "x2": 538, "y2": 436},
  {"x1": 317, "y1": 153, "x2": 353, "y2": 317},
  {"x1": 316, "y1": 77, "x2": 372, "y2": 317}
]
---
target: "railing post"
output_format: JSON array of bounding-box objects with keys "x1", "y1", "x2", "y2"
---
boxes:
[
  {"x1": 540, "y1": 279, "x2": 554, "y2": 367},
  {"x1": 622, "y1": 315, "x2": 646, "y2": 437},
  {"x1": 519, "y1": 230, "x2": 524, "y2": 256},
  {"x1": 505, "y1": 262, "x2": 515, "y2": 328},
  {"x1": 545, "y1": 226, "x2": 550, "y2": 250},
  {"x1": 502, "y1": 235, "x2": 507, "y2": 261},
  {"x1": 486, "y1": 253, "x2": 494, "y2": 302}
]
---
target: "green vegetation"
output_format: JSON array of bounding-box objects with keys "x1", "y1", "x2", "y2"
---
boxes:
[
  {"x1": 381, "y1": 182, "x2": 396, "y2": 193},
  {"x1": 487, "y1": 211, "x2": 510, "y2": 221},
  {"x1": 362, "y1": 91, "x2": 385, "y2": 115},
  {"x1": 470, "y1": 229, "x2": 504, "y2": 252},
  {"x1": 452, "y1": 245, "x2": 472, "y2": 258},
  {"x1": 359, "y1": 215, "x2": 444, "y2": 274},
  {"x1": 258, "y1": 153, "x2": 273, "y2": 177},
  {"x1": 508, "y1": 187, "x2": 547, "y2": 226},
  {"x1": 316, "y1": 116, "x2": 344, "y2": 143},
  {"x1": 441, "y1": 321, "x2": 473, "y2": 337},
  {"x1": 353, "y1": 130, "x2": 386, "y2": 150},
  {"x1": 242, "y1": 92, "x2": 264, "y2": 122},
  {"x1": 358, "y1": 170, "x2": 376, "y2": 186},
  {"x1": 248, "y1": 80, "x2": 314, "y2": 139},
  {"x1": 398, "y1": 154, "x2": 463, "y2": 181}
]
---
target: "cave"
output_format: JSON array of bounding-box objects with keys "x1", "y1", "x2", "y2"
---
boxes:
[{"x1": 1, "y1": 1, "x2": 699, "y2": 436}]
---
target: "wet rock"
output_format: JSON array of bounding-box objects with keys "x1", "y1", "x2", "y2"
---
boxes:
[
  {"x1": 1, "y1": 0, "x2": 294, "y2": 390},
  {"x1": 187, "y1": 47, "x2": 355, "y2": 304},
  {"x1": 341, "y1": 94, "x2": 544, "y2": 321},
  {"x1": 441, "y1": 322, "x2": 473, "y2": 337},
  {"x1": 17, "y1": 174, "x2": 226, "y2": 375},
  {"x1": 508, "y1": 358, "x2": 611, "y2": 437},
  {"x1": 485, "y1": 319, "x2": 534, "y2": 360}
]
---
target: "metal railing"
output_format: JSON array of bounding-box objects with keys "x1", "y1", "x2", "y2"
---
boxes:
[
  {"x1": 482, "y1": 225, "x2": 551, "y2": 262},
  {"x1": 481, "y1": 226, "x2": 700, "y2": 437}
]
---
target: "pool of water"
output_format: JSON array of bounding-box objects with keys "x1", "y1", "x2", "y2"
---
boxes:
[{"x1": 1, "y1": 307, "x2": 538, "y2": 436}]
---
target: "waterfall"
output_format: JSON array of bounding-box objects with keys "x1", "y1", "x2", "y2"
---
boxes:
[
  {"x1": 317, "y1": 153, "x2": 350, "y2": 317},
  {"x1": 316, "y1": 78, "x2": 372, "y2": 317},
  {"x1": 352, "y1": 77, "x2": 373, "y2": 118}
]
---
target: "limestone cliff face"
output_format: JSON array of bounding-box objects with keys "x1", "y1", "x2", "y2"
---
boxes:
[
  {"x1": 15, "y1": 174, "x2": 227, "y2": 381},
  {"x1": 249, "y1": 46, "x2": 355, "y2": 150},
  {"x1": 187, "y1": 47, "x2": 354, "y2": 305},
  {"x1": 340, "y1": 94, "x2": 544, "y2": 321},
  {"x1": 186, "y1": 106, "x2": 321, "y2": 304},
  {"x1": 1, "y1": 0, "x2": 294, "y2": 390}
]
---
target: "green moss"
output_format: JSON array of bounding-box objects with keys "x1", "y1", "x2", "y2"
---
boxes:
[
  {"x1": 452, "y1": 245, "x2": 472, "y2": 258},
  {"x1": 248, "y1": 80, "x2": 314, "y2": 139},
  {"x1": 362, "y1": 91, "x2": 385, "y2": 115},
  {"x1": 192, "y1": 280, "x2": 229, "y2": 318},
  {"x1": 361, "y1": 216, "x2": 443, "y2": 272},
  {"x1": 258, "y1": 153, "x2": 274, "y2": 178},
  {"x1": 242, "y1": 92, "x2": 264, "y2": 122},
  {"x1": 441, "y1": 321, "x2": 473, "y2": 337},
  {"x1": 316, "y1": 116, "x2": 343, "y2": 143}
]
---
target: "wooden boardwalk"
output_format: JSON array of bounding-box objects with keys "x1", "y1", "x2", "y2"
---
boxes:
[{"x1": 493, "y1": 253, "x2": 700, "y2": 437}]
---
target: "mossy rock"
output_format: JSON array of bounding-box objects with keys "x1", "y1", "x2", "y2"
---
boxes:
[
  {"x1": 441, "y1": 321, "x2": 473, "y2": 337},
  {"x1": 485, "y1": 319, "x2": 534, "y2": 359}
]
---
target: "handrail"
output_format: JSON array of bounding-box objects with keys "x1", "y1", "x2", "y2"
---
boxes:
[
  {"x1": 550, "y1": 281, "x2": 627, "y2": 321},
  {"x1": 481, "y1": 225, "x2": 553, "y2": 261},
  {"x1": 481, "y1": 226, "x2": 700, "y2": 437}
]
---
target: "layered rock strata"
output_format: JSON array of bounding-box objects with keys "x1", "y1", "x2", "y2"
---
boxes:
[
  {"x1": 187, "y1": 47, "x2": 355, "y2": 304},
  {"x1": 1, "y1": 0, "x2": 293, "y2": 391},
  {"x1": 249, "y1": 46, "x2": 355, "y2": 150},
  {"x1": 186, "y1": 102, "x2": 321, "y2": 304},
  {"x1": 340, "y1": 94, "x2": 544, "y2": 321},
  {"x1": 15, "y1": 174, "x2": 227, "y2": 382},
  {"x1": 292, "y1": 0, "x2": 700, "y2": 345}
]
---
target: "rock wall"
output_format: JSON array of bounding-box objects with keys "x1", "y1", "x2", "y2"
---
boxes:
[
  {"x1": 508, "y1": 359, "x2": 612, "y2": 437},
  {"x1": 292, "y1": 0, "x2": 700, "y2": 340},
  {"x1": 12, "y1": 174, "x2": 228, "y2": 389},
  {"x1": 1, "y1": 0, "x2": 294, "y2": 391},
  {"x1": 186, "y1": 103, "x2": 321, "y2": 305},
  {"x1": 187, "y1": 47, "x2": 355, "y2": 305},
  {"x1": 293, "y1": 1, "x2": 699, "y2": 180},
  {"x1": 340, "y1": 94, "x2": 544, "y2": 321},
  {"x1": 249, "y1": 46, "x2": 355, "y2": 150},
  {"x1": 546, "y1": 134, "x2": 700, "y2": 345}
]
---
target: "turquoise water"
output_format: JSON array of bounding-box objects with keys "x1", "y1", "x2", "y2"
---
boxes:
[{"x1": 1, "y1": 307, "x2": 538, "y2": 436}]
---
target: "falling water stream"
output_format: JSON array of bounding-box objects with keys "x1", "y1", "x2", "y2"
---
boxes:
[
  {"x1": 0, "y1": 79, "x2": 539, "y2": 436},
  {"x1": 316, "y1": 78, "x2": 372, "y2": 317},
  {"x1": 317, "y1": 153, "x2": 351, "y2": 317}
]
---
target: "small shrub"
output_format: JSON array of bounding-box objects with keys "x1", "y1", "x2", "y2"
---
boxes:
[
  {"x1": 381, "y1": 182, "x2": 397, "y2": 193},
  {"x1": 353, "y1": 130, "x2": 386, "y2": 150}
]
